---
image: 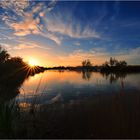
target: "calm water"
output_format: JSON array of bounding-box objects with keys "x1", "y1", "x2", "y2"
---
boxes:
[
  {"x1": 13, "y1": 71, "x2": 140, "y2": 138},
  {"x1": 17, "y1": 70, "x2": 140, "y2": 105}
]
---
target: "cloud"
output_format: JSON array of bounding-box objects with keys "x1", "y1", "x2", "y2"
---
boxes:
[
  {"x1": 0, "y1": 42, "x2": 39, "y2": 51},
  {"x1": 13, "y1": 39, "x2": 52, "y2": 50},
  {"x1": 1, "y1": 0, "x2": 100, "y2": 45},
  {"x1": 32, "y1": 3, "x2": 44, "y2": 14},
  {"x1": 9, "y1": 14, "x2": 41, "y2": 36},
  {"x1": 0, "y1": 0, "x2": 59, "y2": 44},
  {"x1": 41, "y1": 32, "x2": 62, "y2": 45},
  {"x1": 68, "y1": 48, "x2": 109, "y2": 59},
  {"x1": 44, "y1": 15, "x2": 100, "y2": 39},
  {"x1": 55, "y1": 48, "x2": 109, "y2": 66},
  {"x1": 46, "y1": 0, "x2": 57, "y2": 12},
  {"x1": 40, "y1": 12, "x2": 100, "y2": 45},
  {"x1": 119, "y1": 47, "x2": 140, "y2": 64},
  {"x1": 14, "y1": 43, "x2": 37, "y2": 50},
  {"x1": 0, "y1": 39, "x2": 47, "y2": 51},
  {"x1": 0, "y1": 43, "x2": 12, "y2": 51},
  {"x1": 74, "y1": 42, "x2": 81, "y2": 46},
  {"x1": 0, "y1": 0, "x2": 29, "y2": 16},
  {"x1": 4, "y1": 2, "x2": 46, "y2": 37},
  {"x1": 0, "y1": 32, "x2": 14, "y2": 40},
  {"x1": 0, "y1": 0, "x2": 41, "y2": 36}
]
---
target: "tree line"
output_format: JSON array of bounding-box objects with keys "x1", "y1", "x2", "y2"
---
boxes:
[{"x1": 82, "y1": 57, "x2": 127, "y2": 68}]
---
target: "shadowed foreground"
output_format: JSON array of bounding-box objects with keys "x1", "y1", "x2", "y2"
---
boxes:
[{"x1": 1, "y1": 90, "x2": 140, "y2": 138}]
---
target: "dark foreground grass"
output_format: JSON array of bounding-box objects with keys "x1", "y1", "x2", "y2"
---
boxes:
[
  {"x1": 0, "y1": 100, "x2": 20, "y2": 138},
  {"x1": 1, "y1": 91, "x2": 140, "y2": 138}
]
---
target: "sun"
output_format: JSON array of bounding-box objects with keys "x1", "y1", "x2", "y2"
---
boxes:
[{"x1": 28, "y1": 58, "x2": 39, "y2": 67}]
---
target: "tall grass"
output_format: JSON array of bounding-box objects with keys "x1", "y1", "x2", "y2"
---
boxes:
[
  {"x1": 0, "y1": 72, "x2": 73, "y2": 138},
  {"x1": 0, "y1": 100, "x2": 20, "y2": 138}
]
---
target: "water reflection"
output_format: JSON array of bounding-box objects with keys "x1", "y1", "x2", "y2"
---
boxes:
[
  {"x1": 101, "y1": 72, "x2": 127, "y2": 84},
  {"x1": 1, "y1": 70, "x2": 140, "y2": 138},
  {"x1": 82, "y1": 70, "x2": 92, "y2": 81},
  {"x1": 17, "y1": 71, "x2": 140, "y2": 106},
  {"x1": 1, "y1": 70, "x2": 140, "y2": 104},
  {"x1": 81, "y1": 70, "x2": 127, "y2": 83},
  {"x1": 0, "y1": 73, "x2": 28, "y2": 102},
  {"x1": 0, "y1": 68, "x2": 44, "y2": 103}
]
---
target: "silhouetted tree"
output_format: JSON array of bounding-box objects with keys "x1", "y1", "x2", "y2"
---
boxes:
[
  {"x1": 82, "y1": 59, "x2": 92, "y2": 67},
  {"x1": 116, "y1": 60, "x2": 127, "y2": 67},
  {"x1": 102, "y1": 57, "x2": 127, "y2": 68},
  {"x1": 102, "y1": 61, "x2": 109, "y2": 67},
  {"x1": 82, "y1": 60, "x2": 87, "y2": 67},
  {"x1": 0, "y1": 46, "x2": 10, "y2": 64},
  {"x1": 8, "y1": 57, "x2": 24, "y2": 64},
  {"x1": 109, "y1": 57, "x2": 118, "y2": 67}
]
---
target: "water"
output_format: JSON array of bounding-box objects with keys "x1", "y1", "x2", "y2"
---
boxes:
[
  {"x1": 17, "y1": 70, "x2": 140, "y2": 105},
  {"x1": 4, "y1": 70, "x2": 140, "y2": 138}
]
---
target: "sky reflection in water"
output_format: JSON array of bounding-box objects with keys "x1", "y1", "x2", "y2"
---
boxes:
[{"x1": 17, "y1": 71, "x2": 140, "y2": 105}]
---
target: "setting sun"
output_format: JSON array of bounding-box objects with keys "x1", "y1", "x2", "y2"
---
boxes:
[{"x1": 28, "y1": 58, "x2": 39, "y2": 66}]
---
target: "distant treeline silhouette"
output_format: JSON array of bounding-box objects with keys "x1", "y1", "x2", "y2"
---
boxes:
[
  {"x1": 101, "y1": 57, "x2": 140, "y2": 72},
  {"x1": 44, "y1": 57, "x2": 140, "y2": 73}
]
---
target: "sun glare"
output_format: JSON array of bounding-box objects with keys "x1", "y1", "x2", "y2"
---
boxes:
[{"x1": 28, "y1": 58, "x2": 39, "y2": 67}]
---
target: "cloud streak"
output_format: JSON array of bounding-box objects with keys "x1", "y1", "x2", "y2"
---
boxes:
[
  {"x1": 44, "y1": 15, "x2": 100, "y2": 40},
  {"x1": 0, "y1": 0, "x2": 59, "y2": 44},
  {"x1": 0, "y1": 0, "x2": 101, "y2": 45}
]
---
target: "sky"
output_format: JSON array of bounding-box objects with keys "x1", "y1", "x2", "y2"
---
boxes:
[{"x1": 0, "y1": 0, "x2": 140, "y2": 67}]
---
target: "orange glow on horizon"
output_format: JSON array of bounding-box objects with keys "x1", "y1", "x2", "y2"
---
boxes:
[
  {"x1": 28, "y1": 58, "x2": 39, "y2": 67},
  {"x1": 10, "y1": 48, "x2": 107, "y2": 67}
]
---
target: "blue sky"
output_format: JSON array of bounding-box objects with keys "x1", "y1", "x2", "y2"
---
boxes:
[{"x1": 0, "y1": 1, "x2": 140, "y2": 66}]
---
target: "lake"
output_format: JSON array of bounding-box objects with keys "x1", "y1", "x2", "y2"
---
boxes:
[
  {"x1": 14, "y1": 70, "x2": 140, "y2": 138},
  {"x1": 17, "y1": 70, "x2": 140, "y2": 105}
]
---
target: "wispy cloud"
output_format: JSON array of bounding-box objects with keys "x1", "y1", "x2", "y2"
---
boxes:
[
  {"x1": 0, "y1": 38, "x2": 52, "y2": 52},
  {"x1": 1, "y1": 41, "x2": 39, "y2": 51},
  {"x1": 41, "y1": 32, "x2": 62, "y2": 45},
  {"x1": 9, "y1": 13, "x2": 41, "y2": 36},
  {"x1": 0, "y1": 0, "x2": 29, "y2": 16},
  {"x1": 44, "y1": 15, "x2": 100, "y2": 39},
  {"x1": 14, "y1": 43, "x2": 39, "y2": 50},
  {"x1": 0, "y1": 0, "x2": 59, "y2": 44},
  {"x1": 0, "y1": 0, "x2": 101, "y2": 45},
  {"x1": 74, "y1": 42, "x2": 80, "y2": 46}
]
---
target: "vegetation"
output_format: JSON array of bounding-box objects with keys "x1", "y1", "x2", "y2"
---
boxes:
[
  {"x1": 0, "y1": 46, "x2": 45, "y2": 102},
  {"x1": 82, "y1": 59, "x2": 92, "y2": 67},
  {"x1": 0, "y1": 100, "x2": 20, "y2": 138},
  {"x1": 0, "y1": 46, "x2": 45, "y2": 75},
  {"x1": 0, "y1": 46, "x2": 10, "y2": 64},
  {"x1": 0, "y1": 46, "x2": 26, "y2": 73},
  {"x1": 100, "y1": 57, "x2": 140, "y2": 73},
  {"x1": 102, "y1": 57, "x2": 127, "y2": 68}
]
